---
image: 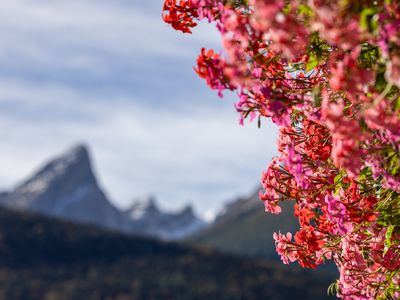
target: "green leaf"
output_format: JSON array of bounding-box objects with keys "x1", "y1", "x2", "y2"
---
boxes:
[
  {"x1": 306, "y1": 52, "x2": 318, "y2": 71},
  {"x1": 359, "y1": 43, "x2": 379, "y2": 68},
  {"x1": 395, "y1": 96, "x2": 400, "y2": 110},
  {"x1": 383, "y1": 225, "x2": 395, "y2": 256},
  {"x1": 334, "y1": 169, "x2": 345, "y2": 184},
  {"x1": 282, "y1": 3, "x2": 292, "y2": 15},
  {"x1": 327, "y1": 282, "x2": 338, "y2": 296},
  {"x1": 297, "y1": 4, "x2": 313, "y2": 17},
  {"x1": 334, "y1": 174, "x2": 342, "y2": 184},
  {"x1": 360, "y1": 7, "x2": 378, "y2": 32}
]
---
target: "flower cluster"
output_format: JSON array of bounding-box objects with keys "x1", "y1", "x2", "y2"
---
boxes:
[
  {"x1": 163, "y1": 1, "x2": 400, "y2": 299},
  {"x1": 194, "y1": 48, "x2": 236, "y2": 97},
  {"x1": 162, "y1": 0, "x2": 198, "y2": 33}
]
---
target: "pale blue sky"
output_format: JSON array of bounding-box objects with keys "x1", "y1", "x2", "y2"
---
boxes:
[{"x1": 0, "y1": 1, "x2": 277, "y2": 220}]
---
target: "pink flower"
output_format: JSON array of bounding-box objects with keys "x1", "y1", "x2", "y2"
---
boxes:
[
  {"x1": 273, "y1": 231, "x2": 298, "y2": 264},
  {"x1": 325, "y1": 194, "x2": 353, "y2": 235}
]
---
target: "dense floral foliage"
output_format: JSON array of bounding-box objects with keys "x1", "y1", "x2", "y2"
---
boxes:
[{"x1": 162, "y1": 1, "x2": 400, "y2": 299}]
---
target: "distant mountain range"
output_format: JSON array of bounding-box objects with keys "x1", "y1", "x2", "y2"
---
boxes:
[
  {"x1": 0, "y1": 145, "x2": 206, "y2": 240},
  {"x1": 125, "y1": 195, "x2": 206, "y2": 240},
  {"x1": 0, "y1": 143, "x2": 335, "y2": 273},
  {"x1": 0, "y1": 143, "x2": 338, "y2": 297}
]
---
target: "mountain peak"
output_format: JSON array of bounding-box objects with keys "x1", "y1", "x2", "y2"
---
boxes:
[
  {"x1": 0, "y1": 144, "x2": 208, "y2": 241},
  {"x1": 178, "y1": 204, "x2": 195, "y2": 216},
  {"x1": 62, "y1": 144, "x2": 90, "y2": 163},
  {"x1": 126, "y1": 195, "x2": 160, "y2": 220},
  {"x1": 124, "y1": 198, "x2": 207, "y2": 240},
  {"x1": 47, "y1": 144, "x2": 91, "y2": 175},
  {"x1": 0, "y1": 143, "x2": 136, "y2": 232},
  {"x1": 14, "y1": 144, "x2": 96, "y2": 196}
]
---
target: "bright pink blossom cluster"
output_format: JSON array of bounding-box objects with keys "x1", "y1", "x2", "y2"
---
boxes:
[{"x1": 163, "y1": 1, "x2": 400, "y2": 299}]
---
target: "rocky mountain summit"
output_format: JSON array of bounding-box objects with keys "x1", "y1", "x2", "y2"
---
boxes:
[
  {"x1": 0, "y1": 145, "x2": 206, "y2": 240},
  {"x1": 125, "y1": 195, "x2": 206, "y2": 240}
]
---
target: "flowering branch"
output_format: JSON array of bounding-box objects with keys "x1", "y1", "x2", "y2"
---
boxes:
[{"x1": 163, "y1": 1, "x2": 400, "y2": 298}]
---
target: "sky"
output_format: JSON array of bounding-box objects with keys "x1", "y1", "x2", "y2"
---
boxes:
[{"x1": 0, "y1": 0, "x2": 278, "y2": 220}]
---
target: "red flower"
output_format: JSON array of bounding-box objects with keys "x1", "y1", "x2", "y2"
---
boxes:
[
  {"x1": 194, "y1": 48, "x2": 235, "y2": 97},
  {"x1": 302, "y1": 119, "x2": 332, "y2": 162},
  {"x1": 162, "y1": 0, "x2": 198, "y2": 34}
]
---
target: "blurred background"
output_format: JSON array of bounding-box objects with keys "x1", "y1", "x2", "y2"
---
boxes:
[
  {"x1": 0, "y1": 0, "x2": 277, "y2": 219},
  {"x1": 0, "y1": 1, "x2": 336, "y2": 299}
]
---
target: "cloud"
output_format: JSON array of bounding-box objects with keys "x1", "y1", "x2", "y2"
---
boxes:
[
  {"x1": 0, "y1": 1, "x2": 220, "y2": 74},
  {"x1": 0, "y1": 78, "x2": 277, "y2": 216},
  {"x1": 0, "y1": 0, "x2": 222, "y2": 108},
  {"x1": 0, "y1": 1, "x2": 277, "y2": 218}
]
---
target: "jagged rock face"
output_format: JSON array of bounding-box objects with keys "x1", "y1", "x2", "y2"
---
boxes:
[
  {"x1": 0, "y1": 145, "x2": 133, "y2": 233},
  {"x1": 0, "y1": 145, "x2": 207, "y2": 240},
  {"x1": 125, "y1": 196, "x2": 207, "y2": 240},
  {"x1": 126, "y1": 196, "x2": 161, "y2": 221}
]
